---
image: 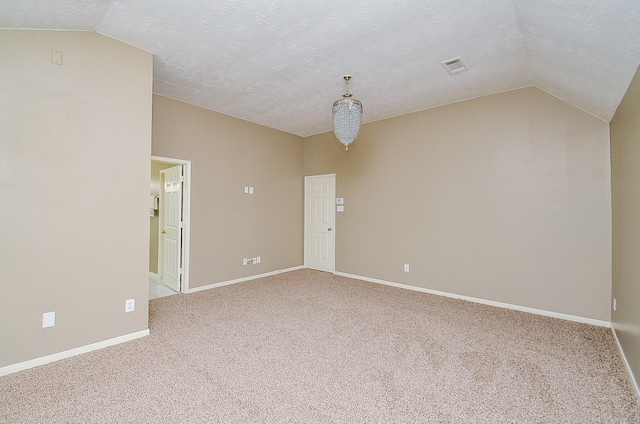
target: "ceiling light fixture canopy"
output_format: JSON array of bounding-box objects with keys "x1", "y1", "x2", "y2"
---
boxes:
[{"x1": 332, "y1": 75, "x2": 363, "y2": 150}]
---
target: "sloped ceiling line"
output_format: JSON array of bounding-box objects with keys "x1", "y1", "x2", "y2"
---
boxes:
[{"x1": 1, "y1": 0, "x2": 639, "y2": 135}]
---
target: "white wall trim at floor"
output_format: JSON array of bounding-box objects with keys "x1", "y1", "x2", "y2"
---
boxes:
[
  {"x1": 612, "y1": 326, "x2": 640, "y2": 399},
  {"x1": 186, "y1": 266, "x2": 305, "y2": 294},
  {"x1": 0, "y1": 329, "x2": 150, "y2": 377},
  {"x1": 149, "y1": 272, "x2": 160, "y2": 282},
  {"x1": 334, "y1": 272, "x2": 611, "y2": 328}
]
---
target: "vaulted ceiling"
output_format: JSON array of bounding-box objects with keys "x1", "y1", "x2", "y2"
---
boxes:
[{"x1": 2, "y1": 0, "x2": 640, "y2": 137}]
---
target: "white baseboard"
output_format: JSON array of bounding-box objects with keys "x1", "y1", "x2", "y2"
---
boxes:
[
  {"x1": 334, "y1": 272, "x2": 611, "y2": 328},
  {"x1": 612, "y1": 326, "x2": 640, "y2": 399},
  {"x1": 186, "y1": 266, "x2": 305, "y2": 294},
  {"x1": 149, "y1": 272, "x2": 160, "y2": 282},
  {"x1": 0, "y1": 329, "x2": 150, "y2": 377}
]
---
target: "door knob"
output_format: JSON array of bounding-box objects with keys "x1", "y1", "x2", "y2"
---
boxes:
[
  {"x1": 161, "y1": 230, "x2": 166, "y2": 234},
  {"x1": 328, "y1": 228, "x2": 332, "y2": 231}
]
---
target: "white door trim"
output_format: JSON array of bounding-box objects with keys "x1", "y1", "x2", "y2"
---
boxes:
[
  {"x1": 152, "y1": 155, "x2": 191, "y2": 292},
  {"x1": 304, "y1": 173, "x2": 336, "y2": 273}
]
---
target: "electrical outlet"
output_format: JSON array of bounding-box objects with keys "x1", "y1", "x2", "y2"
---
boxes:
[
  {"x1": 125, "y1": 299, "x2": 135, "y2": 313},
  {"x1": 249, "y1": 186, "x2": 254, "y2": 194},
  {"x1": 613, "y1": 298, "x2": 617, "y2": 312},
  {"x1": 243, "y1": 258, "x2": 250, "y2": 265},
  {"x1": 404, "y1": 264, "x2": 410, "y2": 272},
  {"x1": 252, "y1": 257, "x2": 257, "y2": 264},
  {"x1": 256, "y1": 256, "x2": 261, "y2": 264},
  {"x1": 42, "y1": 312, "x2": 55, "y2": 328}
]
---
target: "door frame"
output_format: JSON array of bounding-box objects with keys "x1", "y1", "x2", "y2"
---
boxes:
[
  {"x1": 152, "y1": 155, "x2": 191, "y2": 292},
  {"x1": 304, "y1": 173, "x2": 336, "y2": 272}
]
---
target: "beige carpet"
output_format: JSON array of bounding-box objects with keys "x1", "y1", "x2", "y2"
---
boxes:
[{"x1": 1, "y1": 269, "x2": 638, "y2": 423}]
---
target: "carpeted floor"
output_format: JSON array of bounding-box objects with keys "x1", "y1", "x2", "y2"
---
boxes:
[{"x1": 1, "y1": 269, "x2": 638, "y2": 423}]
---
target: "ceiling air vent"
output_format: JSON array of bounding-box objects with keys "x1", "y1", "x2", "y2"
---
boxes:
[{"x1": 442, "y1": 57, "x2": 468, "y2": 75}]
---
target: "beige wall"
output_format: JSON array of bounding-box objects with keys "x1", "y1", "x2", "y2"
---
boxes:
[
  {"x1": 611, "y1": 66, "x2": 640, "y2": 386},
  {"x1": 305, "y1": 87, "x2": 612, "y2": 321},
  {"x1": 0, "y1": 30, "x2": 617, "y2": 370},
  {"x1": 152, "y1": 95, "x2": 304, "y2": 287},
  {"x1": 0, "y1": 31, "x2": 153, "y2": 367}
]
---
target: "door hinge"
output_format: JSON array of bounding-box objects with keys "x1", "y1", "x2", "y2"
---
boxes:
[
  {"x1": 179, "y1": 175, "x2": 184, "y2": 183},
  {"x1": 179, "y1": 268, "x2": 183, "y2": 275},
  {"x1": 179, "y1": 221, "x2": 183, "y2": 228}
]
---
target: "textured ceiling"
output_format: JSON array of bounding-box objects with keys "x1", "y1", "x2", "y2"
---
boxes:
[{"x1": 2, "y1": 0, "x2": 640, "y2": 136}]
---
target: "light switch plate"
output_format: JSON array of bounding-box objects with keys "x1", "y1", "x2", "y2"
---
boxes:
[
  {"x1": 51, "y1": 50, "x2": 62, "y2": 65},
  {"x1": 337, "y1": 205, "x2": 344, "y2": 212},
  {"x1": 336, "y1": 198, "x2": 344, "y2": 205}
]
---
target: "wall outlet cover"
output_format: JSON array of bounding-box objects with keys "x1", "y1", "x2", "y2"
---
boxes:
[
  {"x1": 125, "y1": 299, "x2": 135, "y2": 313},
  {"x1": 42, "y1": 312, "x2": 55, "y2": 328}
]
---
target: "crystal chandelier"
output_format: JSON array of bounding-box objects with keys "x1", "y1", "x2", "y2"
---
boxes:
[{"x1": 332, "y1": 75, "x2": 363, "y2": 150}]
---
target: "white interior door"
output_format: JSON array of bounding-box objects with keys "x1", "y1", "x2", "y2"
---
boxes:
[
  {"x1": 304, "y1": 174, "x2": 336, "y2": 272},
  {"x1": 160, "y1": 165, "x2": 183, "y2": 291}
]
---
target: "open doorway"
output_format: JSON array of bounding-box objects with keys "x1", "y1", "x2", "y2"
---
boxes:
[{"x1": 149, "y1": 156, "x2": 191, "y2": 298}]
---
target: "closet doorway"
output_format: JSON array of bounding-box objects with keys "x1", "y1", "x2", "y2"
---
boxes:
[{"x1": 150, "y1": 156, "x2": 191, "y2": 295}]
